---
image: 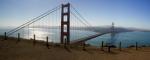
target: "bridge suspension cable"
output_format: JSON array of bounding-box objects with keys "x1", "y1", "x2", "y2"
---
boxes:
[
  {"x1": 70, "y1": 5, "x2": 97, "y2": 31},
  {"x1": 70, "y1": 12, "x2": 87, "y2": 27},
  {"x1": 6, "y1": 5, "x2": 61, "y2": 36},
  {"x1": 70, "y1": 5, "x2": 99, "y2": 41}
]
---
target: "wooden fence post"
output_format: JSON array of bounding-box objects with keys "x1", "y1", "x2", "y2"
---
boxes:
[
  {"x1": 83, "y1": 42, "x2": 86, "y2": 51},
  {"x1": 46, "y1": 36, "x2": 49, "y2": 49},
  {"x1": 4, "y1": 32, "x2": 7, "y2": 40},
  {"x1": 136, "y1": 42, "x2": 138, "y2": 50},
  {"x1": 101, "y1": 41, "x2": 104, "y2": 51},
  {"x1": 108, "y1": 43, "x2": 111, "y2": 52},
  {"x1": 33, "y1": 34, "x2": 36, "y2": 45},
  {"x1": 108, "y1": 46, "x2": 111, "y2": 52},
  {"x1": 119, "y1": 42, "x2": 121, "y2": 51},
  {"x1": 17, "y1": 33, "x2": 20, "y2": 43}
]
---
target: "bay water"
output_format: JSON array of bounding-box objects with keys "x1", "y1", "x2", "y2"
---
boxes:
[{"x1": 0, "y1": 28, "x2": 150, "y2": 48}]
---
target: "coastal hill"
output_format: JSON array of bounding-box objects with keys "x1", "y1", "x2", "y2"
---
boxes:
[{"x1": 0, "y1": 36, "x2": 150, "y2": 60}]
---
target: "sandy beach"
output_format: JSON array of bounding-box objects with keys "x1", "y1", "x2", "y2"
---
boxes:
[{"x1": 0, "y1": 36, "x2": 150, "y2": 60}]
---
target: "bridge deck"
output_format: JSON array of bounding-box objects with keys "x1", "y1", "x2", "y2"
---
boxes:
[{"x1": 70, "y1": 32, "x2": 110, "y2": 44}]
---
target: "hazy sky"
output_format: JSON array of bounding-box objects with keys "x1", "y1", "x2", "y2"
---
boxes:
[{"x1": 0, "y1": 0, "x2": 150, "y2": 29}]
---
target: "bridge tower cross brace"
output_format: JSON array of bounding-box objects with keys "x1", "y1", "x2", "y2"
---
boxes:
[{"x1": 61, "y1": 3, "x2": 70, "y2": 44}]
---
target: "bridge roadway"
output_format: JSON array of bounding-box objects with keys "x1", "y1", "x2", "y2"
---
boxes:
[{"x1": 70, "y1": 32, "x2": 110, "y2": 44}]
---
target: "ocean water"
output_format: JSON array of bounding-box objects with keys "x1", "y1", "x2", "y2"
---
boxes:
[
  {"x1": 87, "y1": 31, "x2": 150, "y2": 48},
  {"x1": 0, "y1": 28, "x2": 150, "y2": 48}
]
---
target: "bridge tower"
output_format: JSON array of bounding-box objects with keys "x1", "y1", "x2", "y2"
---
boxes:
[
  {"x1": 61, "y1": 3, "x2": 70, "y2": 44},
  {"x1": 110, "y1": 22, "x2": 115, "y2": 46}
]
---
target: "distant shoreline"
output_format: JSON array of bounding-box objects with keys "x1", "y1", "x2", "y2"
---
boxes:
[{"x1": 0, "y1": 35, "x2": 150, "y2": 48}]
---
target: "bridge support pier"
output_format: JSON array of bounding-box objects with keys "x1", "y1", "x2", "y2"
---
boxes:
[{"x1": 64, "y1": 38, "x2": 67, "y2": 48}]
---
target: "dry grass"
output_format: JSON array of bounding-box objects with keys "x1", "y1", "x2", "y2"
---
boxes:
[{"x1": 0, "y1": 36, "x2": 150, "y2": 60}]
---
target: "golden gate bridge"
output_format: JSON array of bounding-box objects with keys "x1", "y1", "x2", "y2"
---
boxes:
[{"x1": 4, "y1": 3, "x2": 116, "y2": 47}]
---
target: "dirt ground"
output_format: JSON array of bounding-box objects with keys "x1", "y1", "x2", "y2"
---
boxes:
[{"x1": 0, "y1": 37, "x2": 150, "y2": 60}]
